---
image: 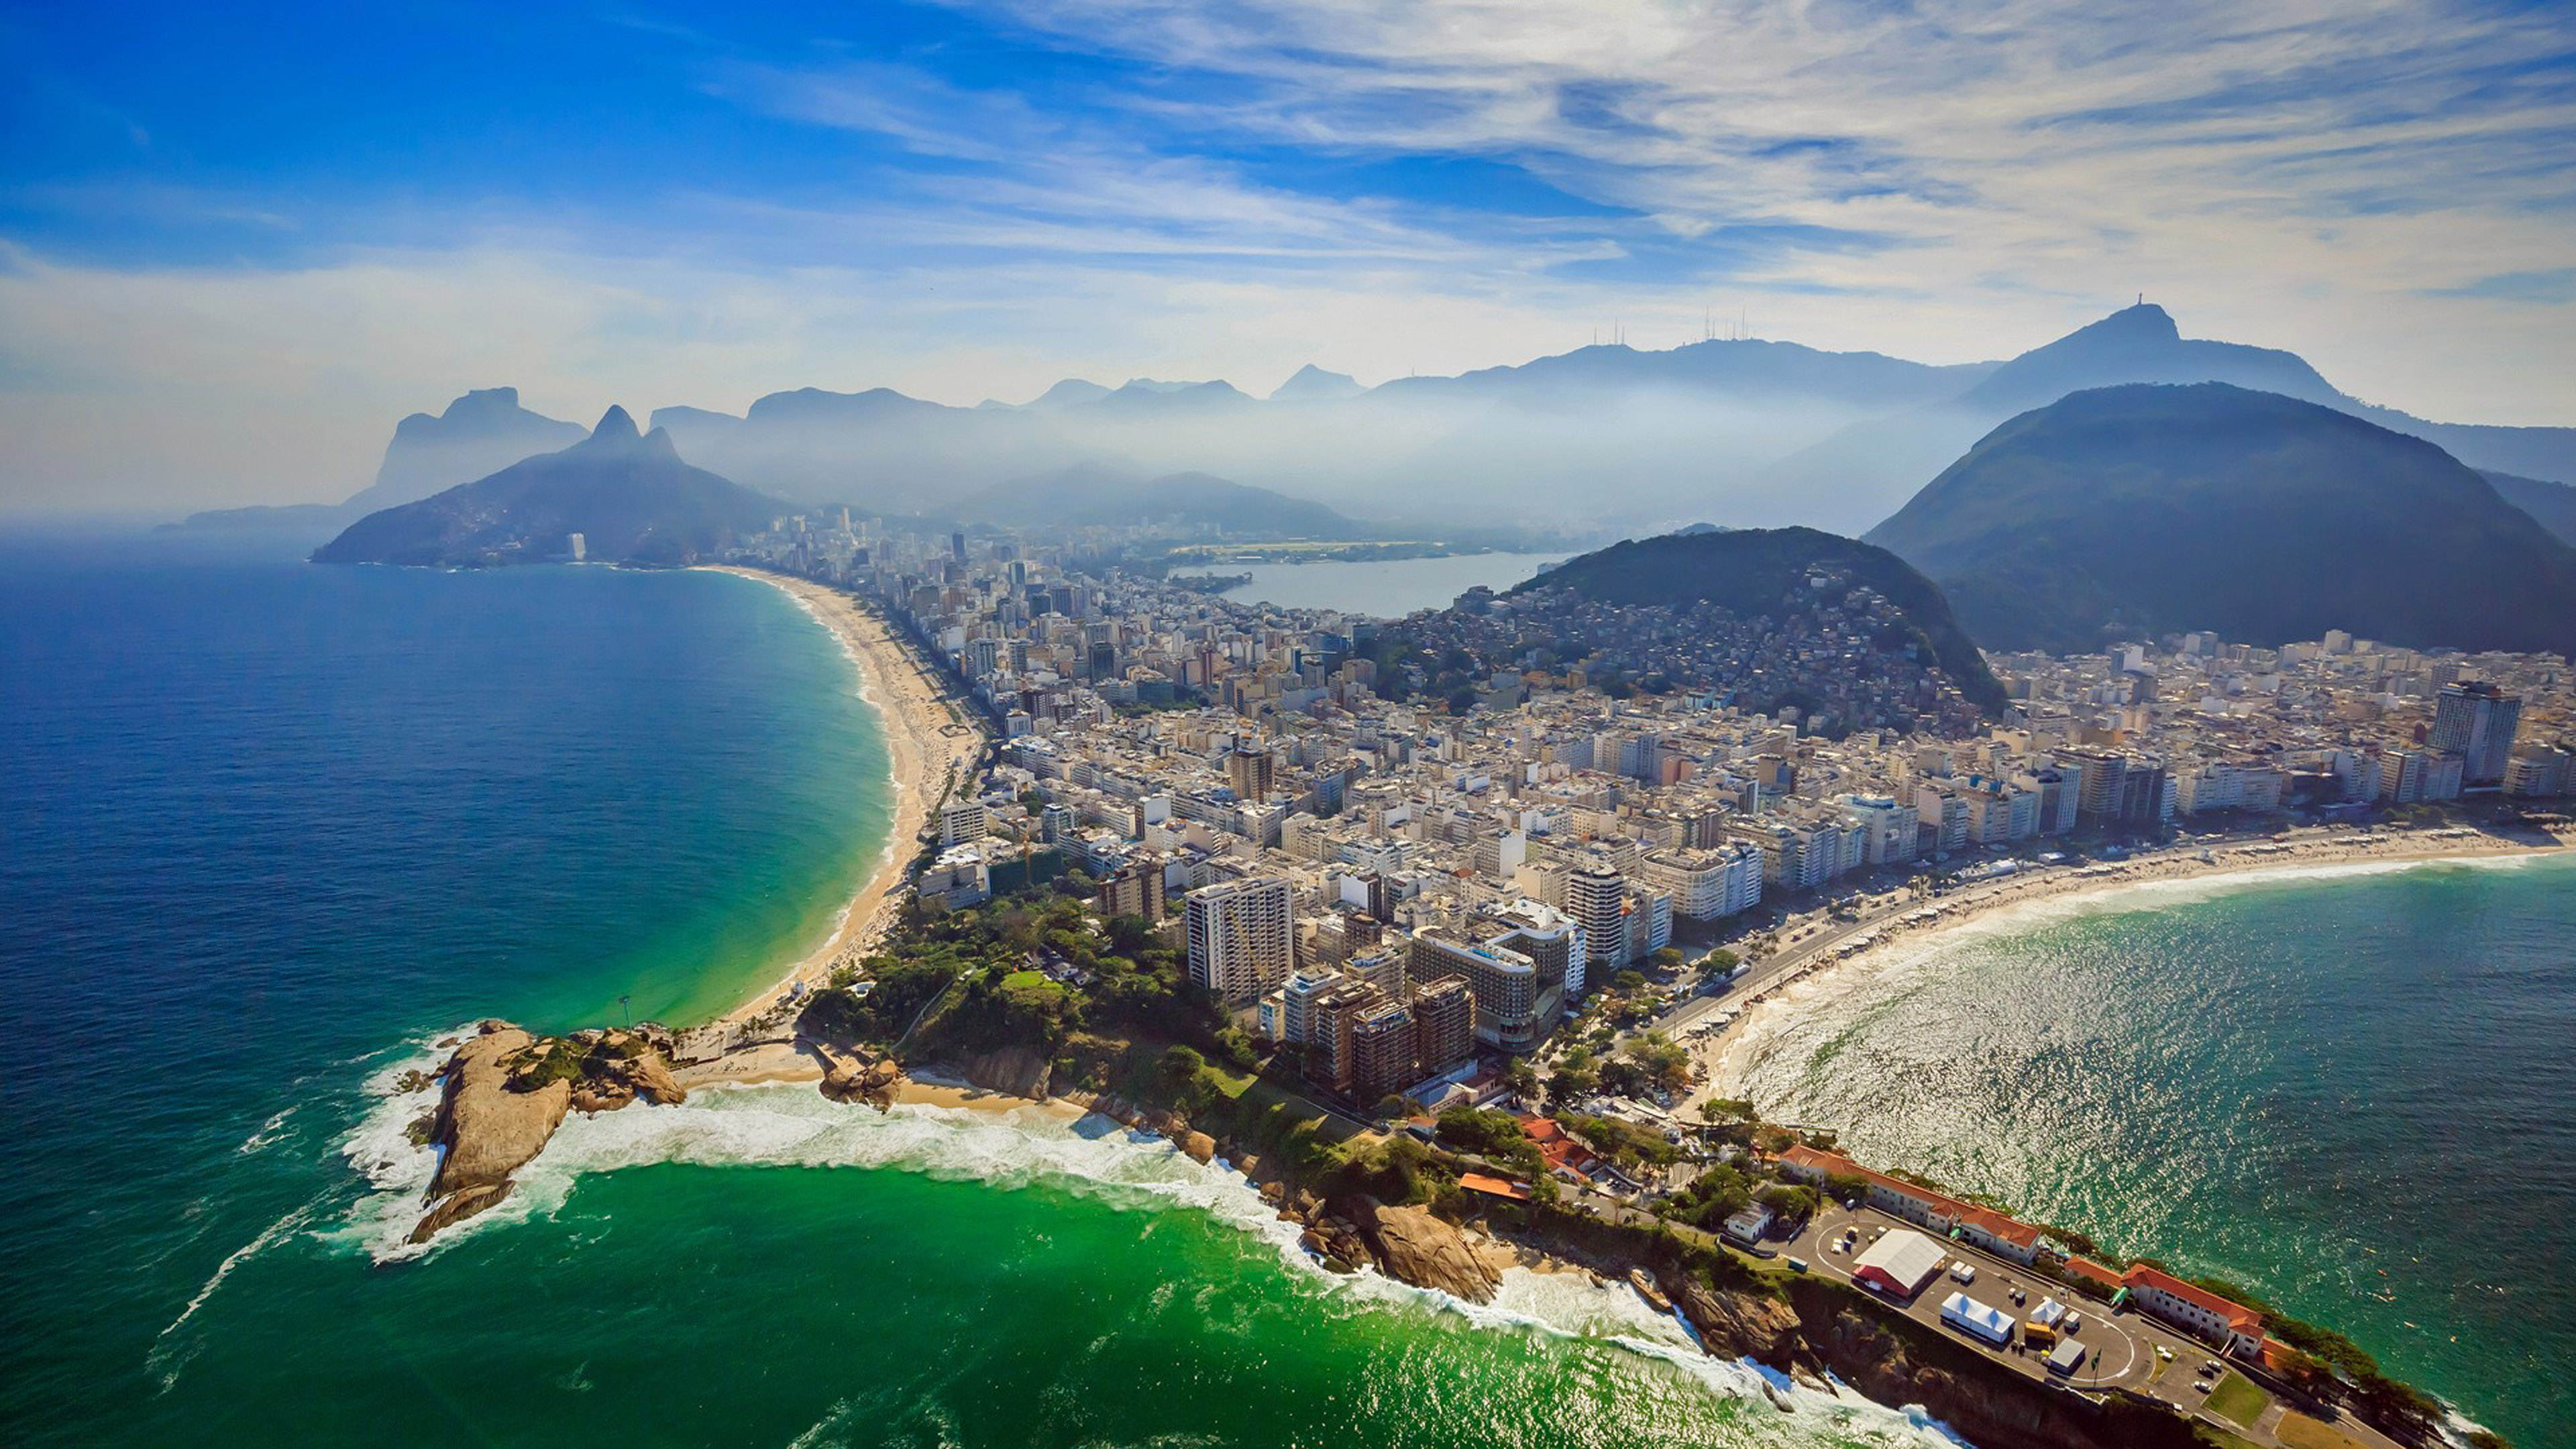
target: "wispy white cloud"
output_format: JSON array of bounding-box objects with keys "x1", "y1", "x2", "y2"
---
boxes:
[{"x1": 2, "y1": 0, "x2": 2570, "y2": 514}]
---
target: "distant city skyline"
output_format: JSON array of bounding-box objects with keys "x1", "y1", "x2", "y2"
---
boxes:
[{"x1": 4, "y1": 0, "x2": 2571, "y2": 513}]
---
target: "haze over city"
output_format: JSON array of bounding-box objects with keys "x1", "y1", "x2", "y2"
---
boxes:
[{"x1": 5, "y1": 0, "x2": 2572, "y2": 513}]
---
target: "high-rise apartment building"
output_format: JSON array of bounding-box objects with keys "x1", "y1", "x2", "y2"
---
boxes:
[
  {"x1": 1185, "y1": 875, "x2": 1295, "y2": 1006},
  {"x1": 1565, "y1": 861, "x2": 1627, "y2": 981},
  {"x1": 1302, "y1": 977, "x2": 1383, "y2": 1093},
  {"x1": 1408, "y1": 930, "x2": 1539, "y2": 1053},
  {"x1": 1350, "y1": 999, "x2": 1418, "y2": 1105},
  {"x1": 1226, "y1": 743, "x2": 1277, "y2": 801},
  {"x1": 1095, "y1": 859, "x2": 1165, "y2": 922},
  {"x1": 1411, "y1": 977, "x2": 1476, "y2": 1079},
  {"x1": 2431, "y1": 682, "x2": 2521, "y2": 786}
]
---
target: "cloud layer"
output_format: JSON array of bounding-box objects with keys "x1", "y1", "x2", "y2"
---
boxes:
[{"x1": 1, "y1": 0, "x2": 2569, "y2": 511}]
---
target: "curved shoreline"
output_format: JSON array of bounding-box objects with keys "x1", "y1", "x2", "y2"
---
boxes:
[
  {"x1": 1697, "y1": 826, "x2": 2575, "y2": 1100},
  {"x1": 682, "y1": 568, "x2": 987, "y2": 1052}
]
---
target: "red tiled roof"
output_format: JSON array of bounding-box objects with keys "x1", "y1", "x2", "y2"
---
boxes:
[
  {"x1": 2064, "y1": 1257, "x2": 2123, "y2": 1291},
  {"x1": 1784, "y1": 1146, "x2": 2043, "y2": 1248},
  {"x1": 1459, "y1": 1173, "x2": 1531, "y2": 1201},
  {"x1": 2121, "y1": 1265, "x2": 2263, "y2": 1332}
]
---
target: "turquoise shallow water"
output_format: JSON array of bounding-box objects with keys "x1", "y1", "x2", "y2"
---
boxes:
[
  {"x1": 0, "y1": 534, "x2": 1949, "y2": 1449},
  {"x1": 1727, "y1": 857, "x2": 2576, "y2": 1447}
]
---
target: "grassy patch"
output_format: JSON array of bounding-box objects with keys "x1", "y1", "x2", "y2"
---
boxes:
[
  {"x1": 2275, "y1": 1413, "x2": 2364, "y2": 1449},
  {"x1": 2207, "y1": 1371, "x2": 2269, "y2": 1427},
  {"x1": 999, "y1": 969, "x2": 1054, "y2": 991}
]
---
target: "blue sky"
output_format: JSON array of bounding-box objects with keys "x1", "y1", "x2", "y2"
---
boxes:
[{"x1": 3, "y1": 0, "x2": 2572, "y2": 508}]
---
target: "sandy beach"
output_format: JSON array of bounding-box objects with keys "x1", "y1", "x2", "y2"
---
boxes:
[
  {"x1": 1689, "y1": 820, "x2": 2576, "y2": 1104},
  {"x1": 681, "y1": 567, "x2": 987, "y2": 1054}
]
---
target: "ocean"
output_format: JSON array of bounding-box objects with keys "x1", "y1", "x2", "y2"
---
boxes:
[
  {"x1": 1723, "y1": 857, "x2": 2576, "y2": 1448},
  {"x1": 0, "y1": 533, "x2": 1951, "y2": 1449},
  {"x1": 1218, "y1": 552, "x2": 1570, "y2": 616}
]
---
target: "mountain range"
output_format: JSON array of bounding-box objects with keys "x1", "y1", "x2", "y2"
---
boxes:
[
  {"x1": 190, "y1": 304, "x2": 2573, "y2": 594},
  {"x1": 312, "y1": 408, "x2": 780, "y2": 568},
  {"x1": 1864, "y1": 383, "x2": 2576, "y2": 657}
]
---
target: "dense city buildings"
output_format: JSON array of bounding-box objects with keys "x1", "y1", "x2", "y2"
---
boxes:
[{"x1": 731, "y1": 513, "x2": 2573, "y2": 1108}]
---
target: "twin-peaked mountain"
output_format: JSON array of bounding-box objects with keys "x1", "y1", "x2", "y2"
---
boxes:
[
  {"x1": 343, "y1": 386, "x2": 591, "y2": 515},
  {"x1": 1863, "y1": 384, "x2": 2576, "y2": 656},
  {"x1": 312, "y1": 408, "x2": 780, "y2": 567}
]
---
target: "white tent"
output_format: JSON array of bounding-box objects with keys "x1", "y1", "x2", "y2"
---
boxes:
[
  {"x1": 2031, "y1": 1297, "x2": 2067, "y2": 1327},
  {"x1": 1941, "y1": 1292, "x2": 2014, "y2": 1346}
]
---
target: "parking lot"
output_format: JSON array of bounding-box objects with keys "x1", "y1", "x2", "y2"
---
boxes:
[{"x1": 1780, "y1": 1201, "x2": 2265, "y2": 1424}]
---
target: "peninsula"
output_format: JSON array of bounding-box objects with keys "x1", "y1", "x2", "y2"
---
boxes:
[{"x1": 382, "y1": 507, "x2": 2567, "y2": 1449}]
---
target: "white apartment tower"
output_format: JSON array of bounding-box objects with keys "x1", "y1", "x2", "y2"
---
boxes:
[
  {"x1": 2430, "y1": 682, "x2": 2520, "y2": 786},
  {"x1": 1185, "y1": 875, "x2": 1296, "y2": 1006},
  {"x1": 1566, "y1": 861, "x2": 1627, "y2": 977}
]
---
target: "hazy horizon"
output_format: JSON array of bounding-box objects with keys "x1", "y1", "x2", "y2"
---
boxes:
[{"x1": 5, "y1": 1, "x2": 2573, "y2": 515}]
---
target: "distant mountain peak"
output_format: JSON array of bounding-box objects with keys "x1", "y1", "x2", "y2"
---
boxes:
[
  {"x1": 1866, "y1": 382, "x2": 2576, "y2": 655},
  {"x1": 1026, "y1": 378, "x2": 1113, "y2": 409},
  {"x1": 586, "y1": 405, "x2": 641, "y2": 444},
  {"x1": 2078, "y1": 302, "x2": 2180, "y2": 343},
  {"x1": 445, "y1": 386, "x2": 524, "y2": 415},
  {"x1": 1271, "y1": 364, "x2": 1364, "y2": 401}
]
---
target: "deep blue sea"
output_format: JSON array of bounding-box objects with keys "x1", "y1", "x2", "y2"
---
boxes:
[{"x1": 0, "y1": 533, "x2": 1951, "y2": 1449}]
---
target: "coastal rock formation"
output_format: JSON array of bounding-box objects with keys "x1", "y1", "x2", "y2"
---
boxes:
[
  {"x1": 1788, "y1": 1287, "x2": 2198, "y2": 1449},
  {"x1": 1178, "y1": 1131, "x2": 1217, "y2": 1165},
  {"x1": 431, "y1": 1024, "x2": 574, "y2": 1198},
  {"x1": 1672, "y1": 1275, "x2": 1805, "y2": 1367},
  {"x1": 411, "y1": 1020, "x2": 690, "y2": 1244},
  {"x1": 819, "y1": 1049, "x2": 905, "y2": 1112},
  {"x1": 560, "y1": 1028, "x2": 689, "y2": 1113},
  {"x1": 408, "y1": 1183, "x2": 512, "y2": 1244},
  {"x1": 1343, "y1": 1197, "x2": 1500, "y2": 1304}
]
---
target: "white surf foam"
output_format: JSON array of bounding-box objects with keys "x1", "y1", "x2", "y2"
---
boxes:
[
  {"x1": 148, "y1": 1200, "x2": 321, "y2": 1390},
  {"x1": 235, "y1": 1105, "x2": 297, "y2": 1156},
  {"x1": 332, "y1": 1069, "x2": 1964, "y2": 1442}
]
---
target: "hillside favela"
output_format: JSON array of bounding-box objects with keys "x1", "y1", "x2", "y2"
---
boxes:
[{"x1": 5, "y1": 7, "x2": 2573, "y2": 1449}]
